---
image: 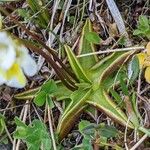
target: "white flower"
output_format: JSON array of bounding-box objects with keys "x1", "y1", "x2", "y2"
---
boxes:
[
  {"x1": 0, "y1": 32, "x2": 16, "y2": 70},
  {"x1": 0, "y1": 32, "x2": 37, "y2": 88},
  {"x1": 16, "y1": 45, "x2": 37, "y2": 77}
]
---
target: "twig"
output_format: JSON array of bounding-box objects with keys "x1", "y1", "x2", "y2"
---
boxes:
[
  {"x1": 49, "y1": 0, "x2": 61, "y2": 31},
  {"x1": 59, "y1": 0, "x2": 72, "y2": 42},
  {"x1": 106, "y1": 0, "x2": 131, "y2": 46},
  {"x1": 4, "y1": 125, "x2": 13, "y2": 144},
  {"x1": 0, "y1": 103, "x2": 30, "y2": 112},
  {"x1": 77, "y1": 46, "x2": 144, "y2": 58},
  {"x1": 47, "y1": 105, "x2": 57, "y2": 150},
  {"x1": 32, "y1": 104, "x2": 42, "y2": 121},
  {"x1": 124, "y1": 117, "x2": 131, "y2": 150},
  {"x1": 80, "y1": 0, "x2": 86, "y2": 22},
  {"x1": 140, "y1": 85, "x2": 150, "y2": 95},
  {"x1": 130, "y1": 134, "x2": 148, "y2": 150}
]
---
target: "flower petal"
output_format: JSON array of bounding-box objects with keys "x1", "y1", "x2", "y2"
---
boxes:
[
  {"x1": 6, "y1": 77, "x2": 26, "y2": 89},
  {"x1": 0, "y1": 32, "x2": 16, "y2": 70},
  {"x1": 16, "y1": 45, "x2": 37, "y2": 77},
  {"x1": 6, "y1": 63, "x2": 26, "y2": 88},
  {"x1": 144, "y1": 67, "x2": 150, "y2": 84},
  {"x1": 146, "y1": 42, "x2": 150, "y2": 56},
  {"x1": 136, "y1": 53, "x2": 147, "y2": 69},
  {"x1": 21, "y1": 54, "x2": 37, "y2": 77}
]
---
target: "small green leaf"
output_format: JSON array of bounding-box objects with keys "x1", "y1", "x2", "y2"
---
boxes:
[
  {"x1": 41, "y1": 80, "x2": 57, "y2": 94},
  {"x1": 139, "y1": 15, "x2": 149, "y2": 28},
  {"x1": 14, "y1": 117, "x2": 27, "y2": 128},
  {"x1": 79, "y1": 120, "x2": 90, "y2": 132},
  {"x1": 34, "y1": 91, "x2": 46, "y2": 106},
  {"x1": 79, "y1": 120, "x2": 95, "y2": 137},
  {"x1": 98, "y1": 125, "x2": 118, "y2": 138},
  {"x1": 15, "y1": 126, "x2": 28, "y2": 137},
  {"x1": 14, "y1": 118, "x2": 51, "y2": 150},
  {"x1": 133, "y1": 15, "x2": 150, "y2": 39},
  {"x1": 85, "y1": 32, "x2": 101, "y2": 44},
  {"x1": 78, "y1": 120, "x2": 94, "y2": 150},
  {"x1": 33, "y1": 80, "x2": 57, "y2": 106}
]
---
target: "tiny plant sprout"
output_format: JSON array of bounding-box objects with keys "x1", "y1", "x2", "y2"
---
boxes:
[
  {"x1": 0, "y1": 32, "x2": 37, "y2": 88},
  {"x1": 136, "y1": 42, "x2": 150, "y2": 83}
]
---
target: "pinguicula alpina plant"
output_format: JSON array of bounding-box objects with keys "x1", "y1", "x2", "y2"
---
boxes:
[
  {"x1": 15, "y1": 19, "x2": 150, "y2": 141},
  {"x1": 0, "y1": 32, "x2": 37, "y2": 88}
]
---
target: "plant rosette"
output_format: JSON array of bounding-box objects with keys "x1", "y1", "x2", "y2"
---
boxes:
[
  {"x1": 0, "y1": 32, "x2": 37, "y2": 88},
  {"x1": 137, "y1": 42, "x2": 150, "y2": 83}
]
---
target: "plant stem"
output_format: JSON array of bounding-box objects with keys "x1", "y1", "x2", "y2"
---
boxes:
[{"x1": 47, "y1": 105, "x2": 57, "y2": 150}]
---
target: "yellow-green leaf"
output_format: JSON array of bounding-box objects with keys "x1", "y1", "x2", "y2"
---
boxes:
[
  {"x1": 85, "y1": 32, "x2": 101, "y2": 44},
  {"x1": 64, "y1": 45, "x2": 91, "y2": 83},
  {"x1": 78, "y1": 19, "x2": 98, "y2": 70},
  {"x1": 57, "y1": 89, "x2": 92, "y2": 140}
]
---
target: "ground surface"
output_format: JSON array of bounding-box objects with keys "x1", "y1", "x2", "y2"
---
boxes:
[{"x1": 0, "y1": 0, "x2": 150, "y2": 150}]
